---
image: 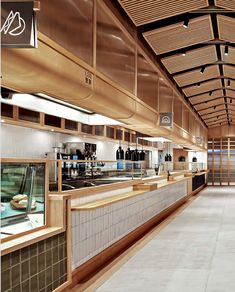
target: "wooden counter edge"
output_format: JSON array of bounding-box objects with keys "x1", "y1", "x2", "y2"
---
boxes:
[
  {"x1": 1, "y1": 226, "x2": 64, "y2": 256},
  {"x1": 71, "y1": 177, "x2": 190, "y2": 211},
  {"x1": 71, "y1": 190, "x2": 146, "y2": 210},
  {"x1": 49, "y1": 179, "x2": 142, "y2": 199}
]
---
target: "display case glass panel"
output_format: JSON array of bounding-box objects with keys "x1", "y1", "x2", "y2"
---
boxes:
[{"x1": 1, "y1": 162, "x2": 46, "y2": 239}]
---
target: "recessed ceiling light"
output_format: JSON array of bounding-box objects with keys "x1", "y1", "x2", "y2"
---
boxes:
[
  {"x1": 183, "y1": 18, "x2": 189, "y2": 28},
  {"x1": 224, "y1": 45, "x2": 229, "y2": 56},
  {"x1": 1, "y1": 119, "x2": 5, "y2": 123},
  {"x1": 51, "y1": 129, "x2": 54, "y2": 132},
  {"x1": 200, "y1": 66, "x2": 205, "y2": 74},
  {"x1": 182, "y1": 51, "x2": 186, "y2": 56}
]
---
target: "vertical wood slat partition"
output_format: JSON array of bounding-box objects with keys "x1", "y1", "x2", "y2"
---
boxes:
[{"x1": 208, "y1": 137, "x2": 235, "y2": 185}]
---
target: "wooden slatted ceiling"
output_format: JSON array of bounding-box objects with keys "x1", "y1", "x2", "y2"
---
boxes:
[
  {"x1": 226, "y1": 90, "x2": 235, "y2": 98},
  {"x1": 118, "y1": 0, "x2": 209, "y2": 26},
  {"x1": 200, "y1": 105, "x2": 226, "y2": 117},
  {"x1": 206, "y1": 118, "x2": 227, "y2": 127},
  {"x1": 215, "y1": 0, "x2": 235, "y2": 11},
  {"x1": 223, "y1": 65, "x2": 235, "y2": 79},
  {"x1": 206, "y1": 117, "x2": 227, "y2": 124},
  {"x1": 174, "y1": 65, "x2": 220, "y2": 87},
  {"x1": 207, "y1": 120, "x2": 228, "y2": 127},
  {"x1": 217, "y1": 15, "x2": 235, "y2": 43},
  {"x1": 221, "y1": 45, "x2": 235, "y2": 63},
  {"x1": 161, "y1": 46, "x2": 217, "y2": 74},
  {"x1": 228, "y1": 111, "x2": 235, "y2": 118},
  {"x1": 143, "y1": 15, "x2": 214, "y2": 55},
  {"x1": 183, "y1": 79, "x2": 222, "y2": 97},
  {"x1": 203, "y1": 110, "x2": 227, "y2": 123},
  {"x1": 189, "y1": 89, "x2": 224, "y2": 105},
  {"x1": 194, "y1": 98, "x2": 225, "y2": 111},
  {"x1": 224, "y1": 79, "x2": 235, "y2": 91},
  {"x1": 228, "y1": 103, "x2": 235, "y2": 110}
]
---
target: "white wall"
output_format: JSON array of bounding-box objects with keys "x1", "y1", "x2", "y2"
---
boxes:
[{"x1": 1, "y1": 124, "x2": 159, "y2": 166}]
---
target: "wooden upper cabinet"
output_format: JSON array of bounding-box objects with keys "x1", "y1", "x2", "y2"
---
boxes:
[
  {"x1": 96, "y1": 2, "x2": 135, "y2": 94},
  {"x1": 158, "y1": 81, "x2": 173, "y2": 113},
  {"x1": 38, "y1": 0, "x2": 94, "y2": 65},
  {"x1": 137, "y1": 52, "x2": 159, "y2": 111},
  {"x1": 173, "y1": 96, "x2": 182, "y2": 127},
  {"x1": 182, "y1": 105, "x2": 189, "y2": 133}
]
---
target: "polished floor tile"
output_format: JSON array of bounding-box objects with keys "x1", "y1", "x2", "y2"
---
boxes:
[{"x1": 96, "y1": 187, "x2": 235, "y2": 292}]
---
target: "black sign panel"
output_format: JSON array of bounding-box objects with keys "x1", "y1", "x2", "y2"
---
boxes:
[{"x1": 1, "y1": 2, "x2": 37, "y2": 48}]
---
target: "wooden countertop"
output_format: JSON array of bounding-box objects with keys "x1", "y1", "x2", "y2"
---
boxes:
[
  {"x1": 71, "y1": 177, "x2": 190, "y2": 211},
  {"x1": 71, "y1": 190, "x2": 145, "y2": 210}
]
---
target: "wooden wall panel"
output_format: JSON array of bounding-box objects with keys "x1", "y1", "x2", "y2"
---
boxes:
[
  {"x1": 173, "y1": 97, "x2": 182, "y2": 127},
  {"x1": 182, "y1": 105, "x2": 189, "y2": 133},
  {"x1": 158, "y1": 81, "x2": 173, "y2": 113}
]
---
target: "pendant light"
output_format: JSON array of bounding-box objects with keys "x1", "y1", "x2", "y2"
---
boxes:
[
  {"x1": 132, "y1": 135, "x2": 139, "y2": 161},
  {"x1": 116, "y1": 140, "x2": 124, "y2": 160},
  {"x1": 139, "y1": 138, "x2": 145, "y2": 161},
  {"x1": 165, "y1": 141, "x2": 169, "y2": 161},
  {"x1": 125, "y1": 131, "x2": 131, "y2": 160},
  {"x1": 168, "y1": 142, "x2": 172, "y2": 162}
]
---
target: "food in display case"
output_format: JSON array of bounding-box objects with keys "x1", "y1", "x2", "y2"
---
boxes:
[
  {"x1": 10, "y1": 194, "x2": 36, "y2": 210},
  {"x1": 1, "y1": 162, "x2": 46, "y2": 238}
]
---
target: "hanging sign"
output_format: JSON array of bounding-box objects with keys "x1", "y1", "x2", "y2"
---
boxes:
[
  {"x1": 159, "y1": 112, "x2": 173, "y2": 127},
  {"x1": 196, "y1": 137, "x2": 203, "y2": 144},
  {"x1": 1, "y1": 1, "x2": 37, "y2": 48}
]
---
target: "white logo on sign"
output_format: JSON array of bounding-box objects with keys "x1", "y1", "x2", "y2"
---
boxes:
[
  {"x1": 161, "y1": 116, "x2": 170, "y2": 124},
  {"x1": 1, "y1": 10, "x2": 26, "y2": 36}
]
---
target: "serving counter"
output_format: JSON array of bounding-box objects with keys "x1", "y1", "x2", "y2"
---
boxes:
[
  {"x1": 67, "y1": 172, "x2": 203, "y2": 287},
  {"x1": 1, "y1": 158, "x2": 207, "y2": 291}
]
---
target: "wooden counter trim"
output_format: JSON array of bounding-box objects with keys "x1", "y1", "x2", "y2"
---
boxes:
[
  {"x1": 69, "y1": 191, "x2": 193, "y2": 289},
  {"x1": 1, "y1": 227, "x2": 64, "y2": 256},
  {"x1": 193, "y1": 171, "x2": 208, "y2": 176},
  {"x1": 1, "y1": 158, "x2": 47, "y2": 163},
  {"x1": 153, "y1": 177, "x2": 190, "y2": 190},
  {"x1": 71, "y1": 177, "x2": 190, "y2": 211},
  {"x1": 50, "y1": 179, "x2": 142, "y2": 199},
  {"x1": 142, "y1": 175, "x2": 167, "y2": 183},
  {"x1": 71, "y1": 190, "x2": 146, "y2": 210}
]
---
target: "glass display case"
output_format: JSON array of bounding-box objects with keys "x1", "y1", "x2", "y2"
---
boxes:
[
  {"x1": 48, "y1": 160, "x2": 146, "y2": 192},
  {"x1": 1, "y1": 162, "x2": 46, "y2": 238}
]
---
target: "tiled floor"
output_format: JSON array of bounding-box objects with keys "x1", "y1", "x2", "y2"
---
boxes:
[{"x1": 96, "y1": 187, "x2": 235, "y2": 292}]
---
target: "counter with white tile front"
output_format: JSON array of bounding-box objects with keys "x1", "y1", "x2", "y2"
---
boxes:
[{"x1": 71, "y1": 178, "x2": 189, "y2": 270}]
